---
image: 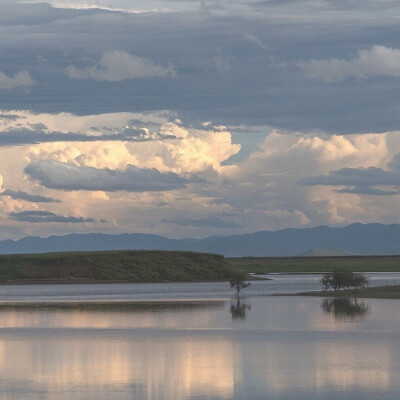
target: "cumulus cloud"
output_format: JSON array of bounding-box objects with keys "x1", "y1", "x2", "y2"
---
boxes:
[
  {"x1": 9, "y1": 210, "x2": 99, "y2": 223},
  {"x1": 65, "y1": 51, "x2": 177, "y2": 81},
  {"x1": 301, "y1": 46, "x2": 400, "y2": 82},
  {"x1": 24, "y1": 160, "x2": 193, "y2": 192},
  {"x1": 1, "y1": 190, "x2": 60, "y2": 203},
  {"x1": 26, "y1": 121, "x2": 240, "y2": 175},
  {"x1": 0, "y1": 70, "x2": 33, "y2": 90}
]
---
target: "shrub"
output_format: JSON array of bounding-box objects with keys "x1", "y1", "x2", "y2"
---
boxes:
[{"x1": 320, "y1": 268, "x2": 369, "y2": 291}]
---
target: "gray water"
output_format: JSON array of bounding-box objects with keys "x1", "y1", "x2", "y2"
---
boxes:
[
  {"x1": 1, "y1": 274, "x2": 400, "y2": 399},
  {"x1": 1, "y1": 272, "x2": 400, "y2": 302}
]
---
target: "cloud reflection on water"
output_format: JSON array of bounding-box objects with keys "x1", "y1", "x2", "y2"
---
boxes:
[{"x1": 0, "y1": 297, "x2": 397, "y2": 399}]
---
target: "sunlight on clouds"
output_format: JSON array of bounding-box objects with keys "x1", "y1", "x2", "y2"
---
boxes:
[
  {"x1": 28, "y1": 127, "x2": 240, "y2": 175},
  {"x1": 2, "y1": 109, "x2": 400, "y2": 237}
]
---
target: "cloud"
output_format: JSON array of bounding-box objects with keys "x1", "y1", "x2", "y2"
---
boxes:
[
  {"x1": 335, "y1": 187, "x2": 399, "y2": 196},
  {"x1": 25, "y1": 160, "x2": 193, "y2": 192},
  {"x1": 244, "y1": 33, "x2": 269, "y2": 50},
  {"x1": 0, "y1": 70, "x2": 33, "y2": 90},
  {"x1": 0, "y1": 127, "x2": 176, "y2": 146},
  {"x1": 1, "y1": 190, "x2": 60, "y2": 203},
  {"x1": 163, "y1": 216, "x2": 239, "y2": 228},
  {"x1": 301, "y1": 167, "x2": 400, "y2": 187},
  {"x1": 301, "y1": 151, "x2": 400, "y2": 195},
  {"x1": 25, "y1": 119, "x2": 240, "y2": 175},
  {"x1": 9, "y1": 210, "x2": 99, "y2": 223},
  {"x1": 213, "y1": 55, "x2": 230, "y2": 75},
  {"x1": 65, "y1": 51, "x2": 176, "y2": 81},
  {"x1": 301, "y1": 46, "x2": 400, "y2": 82}
]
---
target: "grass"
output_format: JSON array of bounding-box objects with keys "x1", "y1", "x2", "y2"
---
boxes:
[
  {"x1": 228, "y1": 255, "x2": 400, "y2": 274},
  {"x1": 297, "y1": 285, "x2": 400, "y2": 299},
  {"x1": 0, "y1": 250, "x2": 240, "y2": 283}
]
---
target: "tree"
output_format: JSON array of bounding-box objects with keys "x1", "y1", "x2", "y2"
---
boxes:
[
  {"x1": 320, "y1": 268, "x2": 369, "y2": 291},
  {"x1": 229, "y1": 271, "x2": 251, "y2": 297},
  {"x1": 320, "y1": 273, "x2": 332, "y2": 291},
  {"x1": 351, "y1": 272, "x2": 370, "y2": 291}
]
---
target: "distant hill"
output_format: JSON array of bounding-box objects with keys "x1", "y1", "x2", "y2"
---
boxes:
[
  {"x1": 299, "y1": 248, "x2": 357, "y2": 257},
  {"x1": 1, "y1": 223, "x2": 400, "y2": 257}
]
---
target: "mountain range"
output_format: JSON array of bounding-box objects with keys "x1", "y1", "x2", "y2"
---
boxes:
[{"x1": 1, "y1": 223, "x2": 400, "y2": 257}]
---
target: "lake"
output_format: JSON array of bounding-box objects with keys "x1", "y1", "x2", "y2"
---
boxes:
[{"x1": 1, "y1": 273, "x2": 400, "y2": 399}]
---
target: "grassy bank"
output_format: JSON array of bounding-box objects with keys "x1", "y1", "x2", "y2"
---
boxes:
[
  {"x1": 229, "y1": 256, "x2": 400, "y2": 274},
  {"x1": 0, "y1": 250, "x2": 240, "y2": 283},
  {"x1": 297, "y1": 285, "x2": 400, "y2": 299}
]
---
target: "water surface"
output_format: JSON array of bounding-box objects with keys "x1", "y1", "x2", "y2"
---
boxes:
[{"x1": 1, "y1": 274, "x2": 400, "y2": 399}]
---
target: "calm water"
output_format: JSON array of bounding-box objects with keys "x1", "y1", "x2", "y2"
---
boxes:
[
  {"x1": 1, "y1": 274, "x2": 400, "y2": 399},
  {"x1": 1, "y1": 272, "x2": 400, "y2": 302}
]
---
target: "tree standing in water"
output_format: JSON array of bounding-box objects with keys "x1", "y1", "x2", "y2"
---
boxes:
[{"x1": 229, "y1": 271, "x2": 251, "y2": 297}]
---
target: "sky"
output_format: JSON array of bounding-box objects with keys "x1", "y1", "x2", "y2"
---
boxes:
[{"x1": 0, "y1": 0, "x2": 400, "y2": 239}]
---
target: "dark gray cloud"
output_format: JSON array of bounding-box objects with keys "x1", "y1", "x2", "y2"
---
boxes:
[
  {"x1": 163, "y1": 216, "x2": 239, "y2": 228},
  {"x1": 9, "y1": 211, "x2": 99, "y2": 223},
  {"x1": 301, "y1": 156, "x2": 400, "y2": 195},
  {"x1": 2, "y1": 189, "x2": 60, "y2": 203},
  {"x1": 301, "y1": 167, "x2": 400, "y2": 187},
  {"x1": 25, "y1": 160, "x2": 194, "y2": 192},
  {"x1": 335, "y1": 187, "x2": 399, "y2": 196},
  {"x1": 0, "y1": 2, "x2": 400, "y2": 132},
  {"x1": 0, "y1": 127, "x2": 176, "y2": 146}
]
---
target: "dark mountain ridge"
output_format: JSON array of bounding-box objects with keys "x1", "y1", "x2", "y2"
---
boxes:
[{"x1": 1, "y1": 223, "x2": 400, "y2": 257}]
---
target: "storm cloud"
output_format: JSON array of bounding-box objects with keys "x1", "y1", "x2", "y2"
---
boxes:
[{"x1": 25, "y1": 160, "x2": 192, "y2": 192}]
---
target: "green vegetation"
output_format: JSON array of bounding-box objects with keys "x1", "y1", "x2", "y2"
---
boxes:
[
  {"x1": 0, "y1": 250, "x2": 240, "y2": 283},
  {"x1": 229, "y1": 256, "x2": 400, "y2": 274},
  {"x1": 298, "y1": 285, "x2": 400, "y2": 299}
]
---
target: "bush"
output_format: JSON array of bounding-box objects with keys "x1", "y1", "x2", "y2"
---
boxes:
[{"x1": 320, "y1": 268, "x2": 369, "y2": 291}]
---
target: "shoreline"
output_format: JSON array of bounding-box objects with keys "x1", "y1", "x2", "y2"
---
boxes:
[
  {"x1": 0, "y1": 276, "x2": 267, "y2": 286},
  {"x1": 294, "y1": 285, "x2": 400, "y2": 299}
]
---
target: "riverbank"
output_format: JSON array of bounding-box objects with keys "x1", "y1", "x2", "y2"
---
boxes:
[{"x1": 297, "y1": 285, "x2": 400, "y2": 299}]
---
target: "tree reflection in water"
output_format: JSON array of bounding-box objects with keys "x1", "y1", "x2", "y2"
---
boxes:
[
  {"x1": 230, "y1": 298, "x2": 251, "y2": 320},
  {"x1": 321, "y1": 298, "x2": 370, "y2": 321}
]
